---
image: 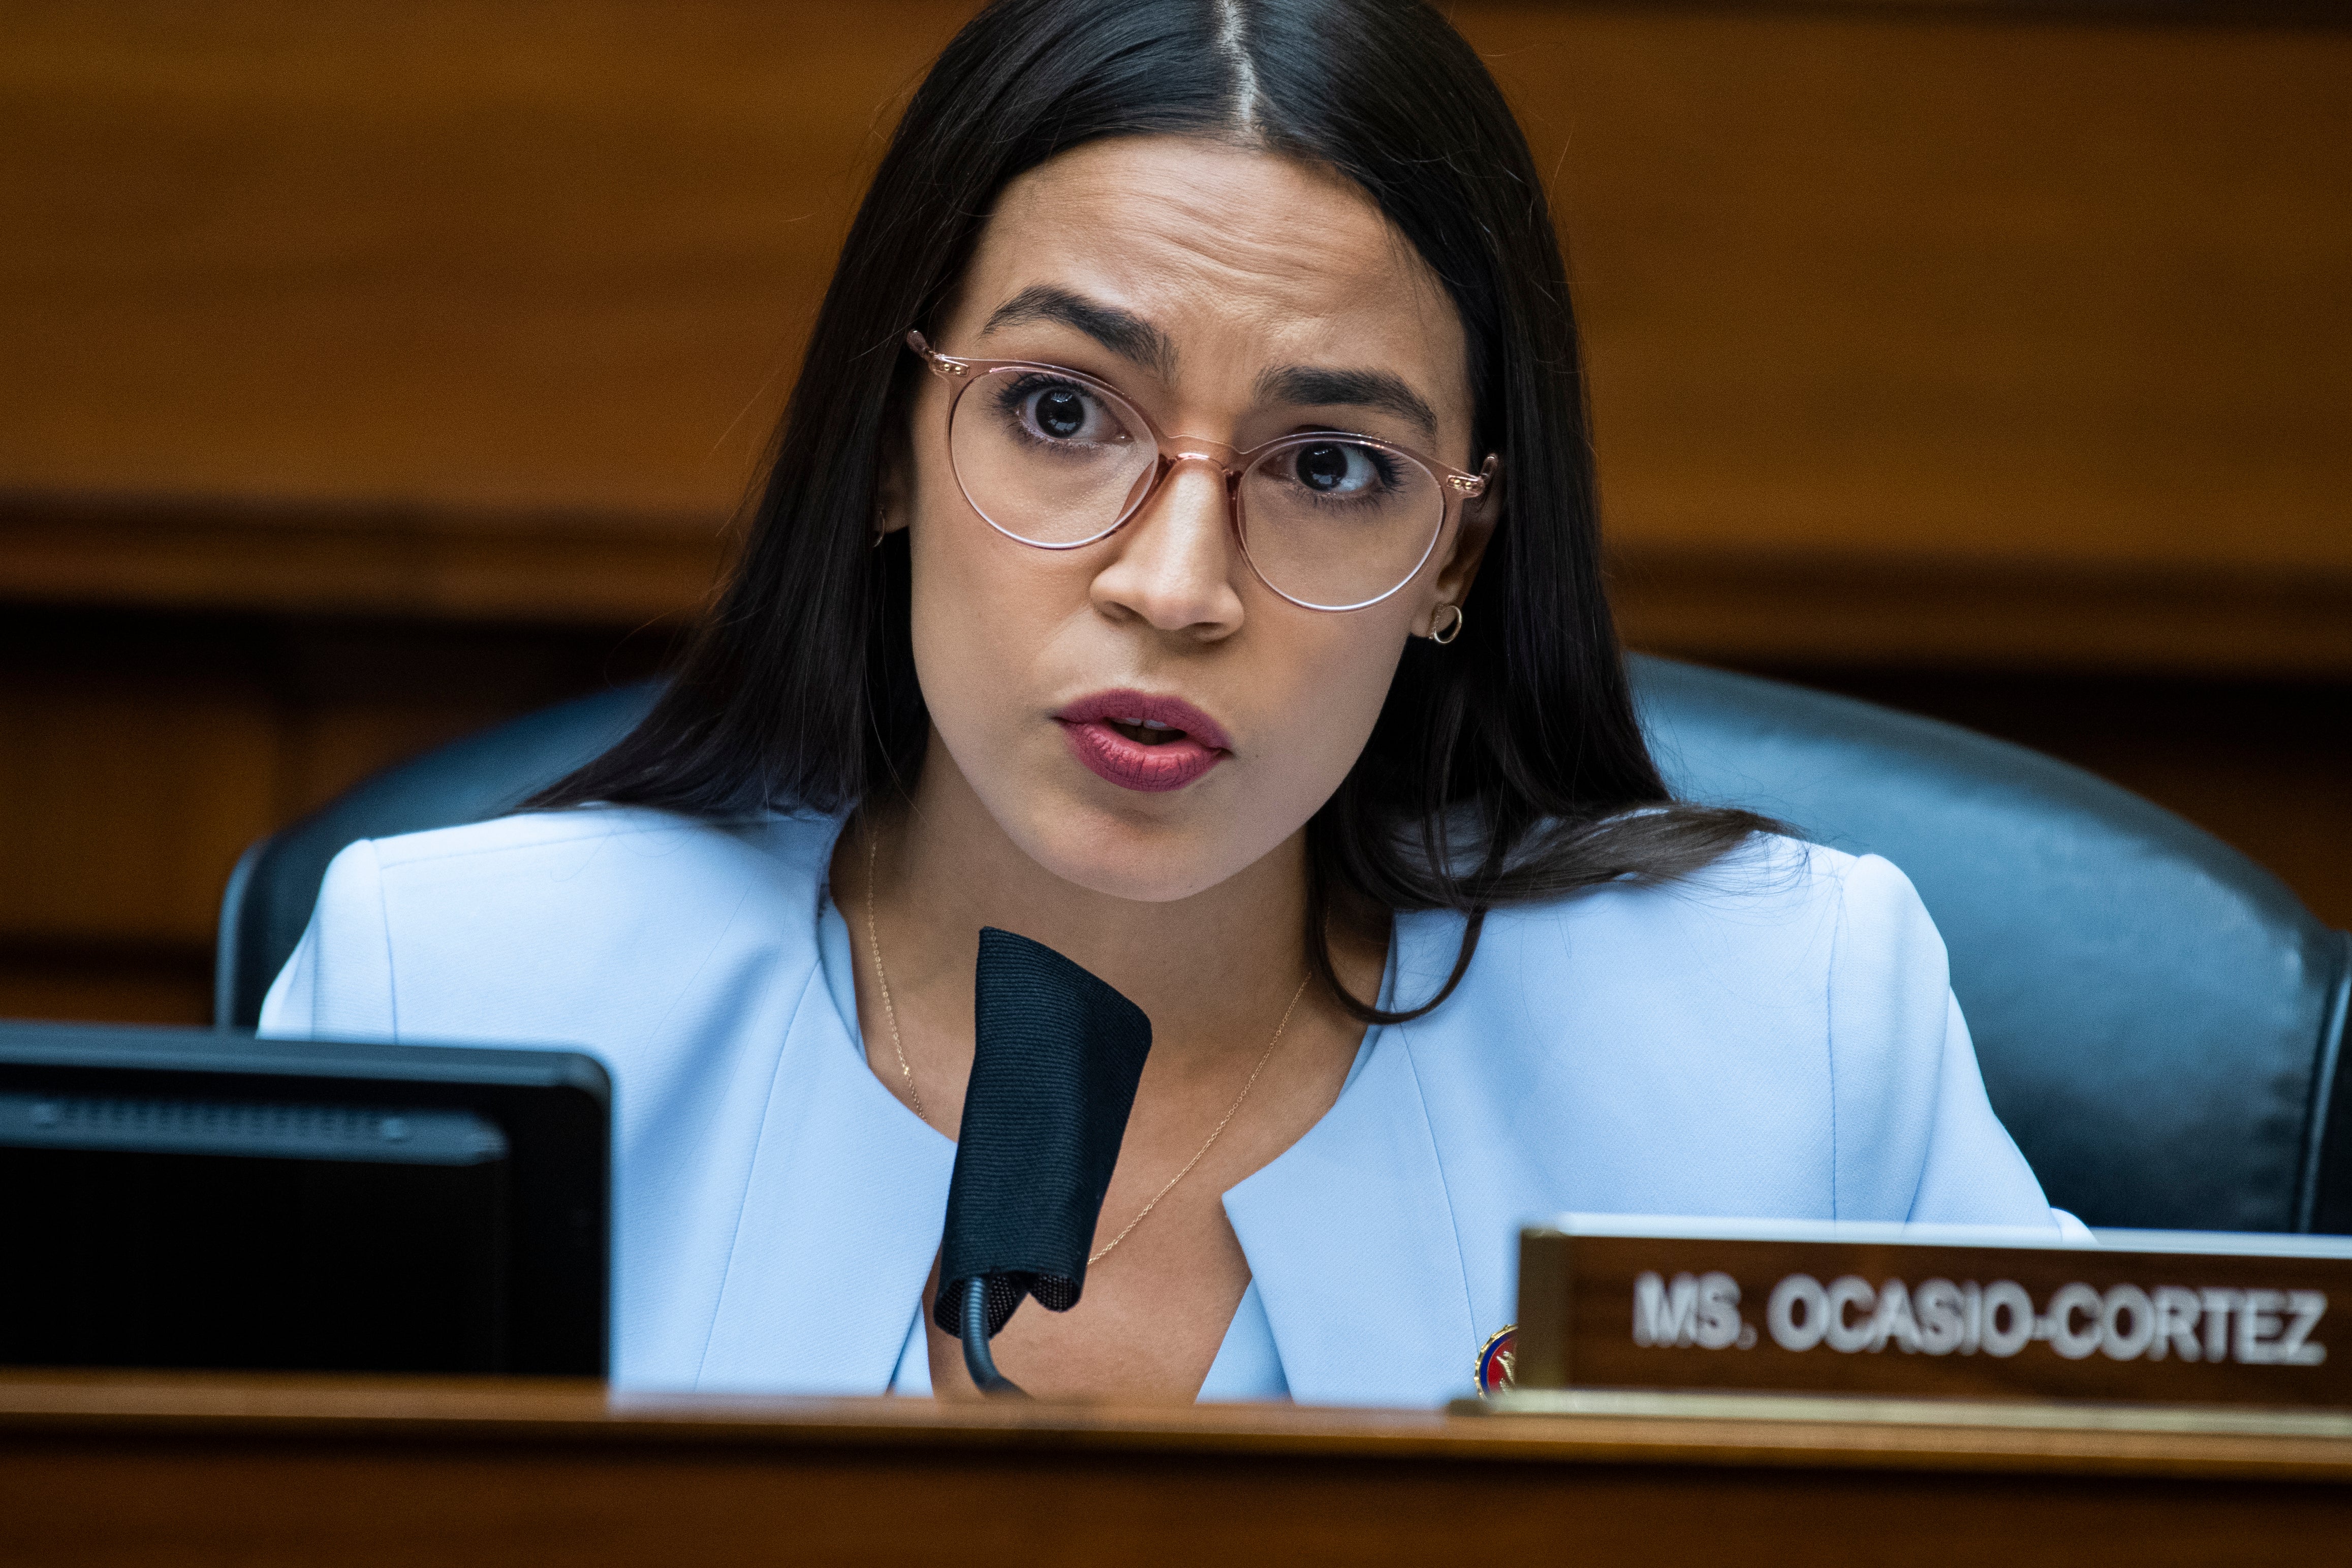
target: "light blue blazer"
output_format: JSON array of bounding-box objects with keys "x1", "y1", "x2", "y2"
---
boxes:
[{"x1": 260, "y1": 806, "x2": 2065, "y2": 1406}]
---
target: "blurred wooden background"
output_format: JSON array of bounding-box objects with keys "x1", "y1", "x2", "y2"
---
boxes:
[{"x1": 3, "y1": 0, "x2": 2346, "y2": 1022}]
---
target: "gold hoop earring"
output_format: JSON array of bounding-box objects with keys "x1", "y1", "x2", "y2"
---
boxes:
[{"x1": 1429, "y1": 603, "x2": 1465, "y2": 645}]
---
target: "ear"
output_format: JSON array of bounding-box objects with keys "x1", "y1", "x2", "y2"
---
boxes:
[{"x1": 1416, "y1": 459, "x2": 1501, "y2": 637}]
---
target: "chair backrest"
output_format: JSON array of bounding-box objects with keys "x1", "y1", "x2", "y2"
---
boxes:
[
  {"x1": 1635, "y1": 658, "x2": 2350, "y2": 1234},
  {"x1": 216, "y1": 657, "x2": 2351, "y2": 1232},
  {"x1": 213, "y1": 681, "x2": 664, "y2": 1034}
]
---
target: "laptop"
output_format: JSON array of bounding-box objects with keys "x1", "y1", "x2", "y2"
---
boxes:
[{"x1": 0, "y1": 1020, "x2": 609, "y2": 1376}]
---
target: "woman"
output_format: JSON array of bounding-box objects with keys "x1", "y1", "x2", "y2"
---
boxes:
[{"x1": 262, "y1": 0, "x2": 2065, "y2": 1405}]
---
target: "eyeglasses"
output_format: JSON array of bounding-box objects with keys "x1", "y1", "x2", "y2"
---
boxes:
[{"x1": 906, "y1": 331, "x2": 1495, "y2": 612}]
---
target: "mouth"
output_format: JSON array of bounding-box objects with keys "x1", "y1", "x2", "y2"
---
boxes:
[{"x1": 1053, "y1": 689, "x2": 1232, "y2": 794}]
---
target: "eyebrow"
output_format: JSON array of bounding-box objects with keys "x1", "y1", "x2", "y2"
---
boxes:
[
  {"x1": 980, "y1": 285, "x2": 1176, "y2": 380},
  {"x1": 1253, "y1": 365, "x2": 1439, "y2": 444},
  {"x1": 976, "y1": 285, "x2": 1442, "y2": 443}
]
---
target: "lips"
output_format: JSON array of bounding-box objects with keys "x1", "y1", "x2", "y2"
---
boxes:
[{"x1": 1054, "y1": 689, "x2": 1232, "y2": 793}]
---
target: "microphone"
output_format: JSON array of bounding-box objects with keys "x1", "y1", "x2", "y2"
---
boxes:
[{"x1": 935, "y1": 927, "x2": 1152, "y2": 1397}]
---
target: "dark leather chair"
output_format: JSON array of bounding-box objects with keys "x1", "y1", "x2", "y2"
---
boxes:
[
  {"x1": 212, "y1": 682, "x2": 663, "y2": 1038},
  {"x1": 216, "y1": 657, "x2": 2351, "y2": 1234}
]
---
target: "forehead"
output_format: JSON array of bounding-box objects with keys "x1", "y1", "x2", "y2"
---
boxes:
[{"x1": 963, "y1": 137, "x2": 1466, "y2": 390}]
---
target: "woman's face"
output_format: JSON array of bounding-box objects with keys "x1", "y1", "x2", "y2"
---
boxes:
[{"x1": 889, "y1": 135, "x2": 1494, "y2": 903}]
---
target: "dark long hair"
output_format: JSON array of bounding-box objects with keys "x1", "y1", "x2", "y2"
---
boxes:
[{"x1": 532, "y1": 0, "x2": 1770, "y2": 1021}]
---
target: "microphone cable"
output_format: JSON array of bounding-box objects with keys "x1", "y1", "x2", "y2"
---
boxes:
[{"x1": 962, "y1": 1278, "x2": 1026, "y2": 1398}]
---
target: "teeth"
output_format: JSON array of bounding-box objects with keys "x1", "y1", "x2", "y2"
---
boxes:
[{"x1": 1113, "y1": 715, "x2": 1174, "y2": 730}]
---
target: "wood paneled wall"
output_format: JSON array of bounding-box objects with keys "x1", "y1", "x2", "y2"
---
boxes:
[
  {"x1": 0, "y1": 608, "x2": 674, "y2": 1022},
  {"x1": 2, "y1": 1, "x2": 2346, "y2": 1023},
  {"x1": 7, "y1": 0, "x2": 2347, "y2": 665}
]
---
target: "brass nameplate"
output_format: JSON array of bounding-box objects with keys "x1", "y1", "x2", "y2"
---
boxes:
[{"x1": 1511, "y1": 1217, "x2": 2352, "y2": 1408}]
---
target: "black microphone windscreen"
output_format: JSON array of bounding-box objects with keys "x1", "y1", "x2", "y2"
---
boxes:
[{"x1": 935, "y1": 928, "x2": 1152, "y2": 1338}]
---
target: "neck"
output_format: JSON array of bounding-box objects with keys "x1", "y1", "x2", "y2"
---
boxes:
[{"x1": 861, "y1": 745, "x2": 1328, "y2": 1065}]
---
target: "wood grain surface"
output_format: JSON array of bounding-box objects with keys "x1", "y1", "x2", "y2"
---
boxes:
[
  {"x1": 5, "y1": 1, "x2": 2348, "y2": 668},
  {"x1": 1517, "y1": 1229, "x2": 2352, "y2": 1406},
  {"x1": 1, "y1": 1372, "x2": 2349, "y2": 1565}
]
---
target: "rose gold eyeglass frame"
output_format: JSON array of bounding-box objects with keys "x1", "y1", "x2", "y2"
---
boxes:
[{"x1": 907, "y1": 330, "x2": 1497, "y2": 613}]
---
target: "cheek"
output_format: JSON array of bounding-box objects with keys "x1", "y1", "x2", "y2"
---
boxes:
[
  {"x1": 903, "y1": 443, "x2": 1113, "y2": 804},
  {"x1": 1251, "y1": 616, "x2": 1409, "y2": 808},
  {"x1": 905, "y1": 484, "x2": 1061, "y2": 744}
]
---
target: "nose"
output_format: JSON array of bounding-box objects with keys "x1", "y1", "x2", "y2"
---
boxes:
[{"x1": 1087, "y1": 455, "x2": 1247, "y2": 639}]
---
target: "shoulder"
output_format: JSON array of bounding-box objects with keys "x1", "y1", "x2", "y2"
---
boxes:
[
  {"x1": 263, "y1": 806, "x2": 846, "y2": 1045},
  {"x1": 1397, "y1": 829, "x2": 2046, "y2": 1226},
  {"x1": 1459, "y1": 831, "x2": 1942, "y2": 1006},
  {"x1": 337, "y1": 804, "x2": 839, "y2": 900},
  {"x1": 1408, "y1": 830, "x2": 1959, "y2": 1139}
]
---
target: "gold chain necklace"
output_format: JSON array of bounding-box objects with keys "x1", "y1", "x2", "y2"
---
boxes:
[{"x1": 862, "y1": 830, "x2": 1310, "y2": 1266}]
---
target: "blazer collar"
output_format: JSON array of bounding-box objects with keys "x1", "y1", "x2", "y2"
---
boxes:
[
  {"x1": 693, "y1": 883, "x2": 954, "y2": 1393},
  {"x1": 689, "y1": 880, "x2": 1480, "y2": 1404},
  {"x1": 1221, "y1": 910, "x2": 1479, "y2": 1407}
]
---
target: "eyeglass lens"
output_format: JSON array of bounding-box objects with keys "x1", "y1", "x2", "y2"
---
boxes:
[{"x1": 947, "y1": 366, "x2": 1446, "y2": 610}]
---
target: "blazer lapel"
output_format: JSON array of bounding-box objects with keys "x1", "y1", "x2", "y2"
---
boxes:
[
  {"x1": 692, "y1": 900, "x2": 1482, "y2": 1403},
  {"x1": 695, "y1": 900, "x2": 955, "y2": 1393},
  {"x1": 1221, "y1": 912, "x2": 1479, "y2": 1407}
]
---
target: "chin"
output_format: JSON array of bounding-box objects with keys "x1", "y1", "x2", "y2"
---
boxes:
[{"x1": 1014, "y1": 794, "x2": 1253, "y2": 905}]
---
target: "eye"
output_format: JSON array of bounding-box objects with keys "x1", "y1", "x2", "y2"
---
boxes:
[
  {"x1": 1032, "y1": 387, "x2": 1086, "y2": 438},
  {"x1": 1002, "y1": 377, "x2": 1125, "y2": 445},
  {"x1": 1291, "y1": 441, "x2": 1389, "y2": 497}
]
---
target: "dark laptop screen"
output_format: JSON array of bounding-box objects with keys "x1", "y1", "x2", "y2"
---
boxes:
[{"x1": 0, "y1": 1022, "x2": 608, "y2": 1377}]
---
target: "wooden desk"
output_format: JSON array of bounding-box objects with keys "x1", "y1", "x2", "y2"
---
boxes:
[{"x1": 3, "y1": 1373, "x2": 2348, "y2": 1565}]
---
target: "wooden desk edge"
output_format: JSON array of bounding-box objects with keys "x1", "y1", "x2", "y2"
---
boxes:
[{"x1": 3, "y1": 1371, "x2": 2350, "y2": 1486}]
